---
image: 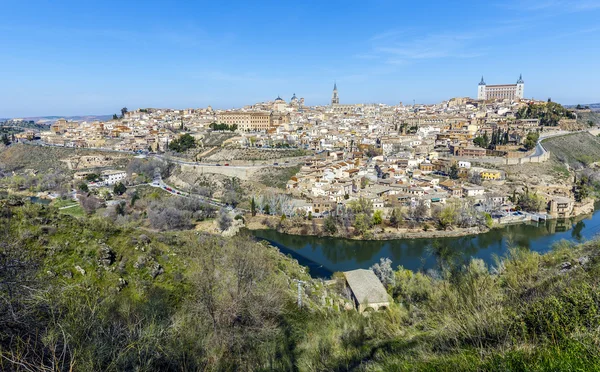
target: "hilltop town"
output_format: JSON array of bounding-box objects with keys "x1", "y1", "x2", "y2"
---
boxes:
[{"x1": 2, "y1": 76, "x2": 600, "y2": 239}]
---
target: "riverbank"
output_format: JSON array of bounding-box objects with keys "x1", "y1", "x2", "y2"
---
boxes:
[
  {"x1": 244, "y1": 214, "x2": 491, "y2": 240},
  {"x1": 250, "y1": 208, "x2": 600, "y2": 277},
  {"x1": 245, "y1": 199, "x2": 597, "y2": 241}
]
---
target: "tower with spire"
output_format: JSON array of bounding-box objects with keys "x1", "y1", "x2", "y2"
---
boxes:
[
  {"x1": 331, "y1": 82, "x2": 339, "y2": 105},
  {"x1": 516, "y1": 74, "x2": 524, "y2": 99},
  {"x1": 477, "y1": 76, "x2": 487, "y2": 100}
]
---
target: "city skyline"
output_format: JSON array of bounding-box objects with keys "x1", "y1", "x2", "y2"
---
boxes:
[{"x1": 1, "y1": 0, "x2": 600, "y2": 117}]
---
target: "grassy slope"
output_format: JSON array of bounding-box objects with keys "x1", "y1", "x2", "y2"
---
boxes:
[
  {"x1": 0, "y1": 143, "x2": 132, "y2": 173},
  {"x1": 5, "y1": 200, "x2": 600, "y2": 370},
  {"x1": 543, "y1": 132, "x2": 600, "y2": 167},
  {"x1": 256, "y1": 164, "x2": 302, "y2": 189}
]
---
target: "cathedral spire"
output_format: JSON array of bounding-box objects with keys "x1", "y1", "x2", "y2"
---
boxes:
[
  {"x1": 331, "y1": 81, "x2": 339, "y2": 105},
  {"x1": 479, "y1": 76, "x2": 486, "y2": 85}
]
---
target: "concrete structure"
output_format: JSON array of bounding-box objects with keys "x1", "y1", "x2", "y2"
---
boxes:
[
  {"x1": 343, "y1": 269, "x2": 390, "y2": 313},
  {"x1": 477, "y1": 75, "x2": 524, "y2": 101}
]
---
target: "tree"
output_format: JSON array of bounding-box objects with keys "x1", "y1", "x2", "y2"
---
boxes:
[
  {"x1": 1, "y1": 134, "x2": 10, "y2": 146},
  {"x1": 370, "y1": 257, "x2": 395, "y2": 288},
  {"x1": 85, "y1": 173, "x2": 100, "y2": 182},
  {"x1": 169, "y1": 133, "x2": 197, "y2": 153},
  {"x1": 264, "y1": 204, "x2": 270, "y2": 215},
  {"x1": 353, "y1": 213, "x2": 371, "y2": 236},
  {"x1": 79, "y1": 193, "x2": 102, "y2": 215},
  {"x1": 409, "y1": 200, "x2": 428, "y2": 222},
  {"x1": 449, "y1": 164, "x2": 459, "y2": 180},
  {"x1": 112, "y1": 114, "x2": 118, "y2": 120},
  {"x1": 473, "y1": 136, "x2": 487, "y2": 148},
  {"x1": 78, "y1": 183, "x2": 89, "y2": 193},
  {"x1": 372, "y1": 210, "x2": 383, "y2": 225},
  {"x1": 218, "y1": 208, "x2": 233, "y2": 232},
  {"x1": 113, "y1": 182, "x2": 127, "y2": 196},
  {"x1": 251, "y1": 197, "x2": 257, "y2": 216},
  {"x1": 324, "y1": 215, "x2": 337, "y2": 235},
  {"x1": 524, "y1": 132, "x2": 539, "y2": 151},
  {"x1": 435, "y1": 204, "x2": 457, "y2": 229},
  {"x1": 360, "y1": 177, "x2": 369, "y2": 189},
  {"x1": 120, "y1": 107, "x2": 128, "y2": 118},
  {"x1": 389, "y1": 208, "x2": 401, "y2": 228},
  {"x1": 115, "y1": 201, "x2": 126, "y2": 216}
]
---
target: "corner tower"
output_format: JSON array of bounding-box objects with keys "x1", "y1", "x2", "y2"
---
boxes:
[
  {"x1": 477, "y1": 76, "x2": 486, "y2": 100},
  {"x1": 516, "y1": 74, "x2": 524, "y2": 99}
]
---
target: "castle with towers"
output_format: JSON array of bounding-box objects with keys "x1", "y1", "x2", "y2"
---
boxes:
[{"x1": 477, "y1": 74, "x2": 524, "y2": 101}]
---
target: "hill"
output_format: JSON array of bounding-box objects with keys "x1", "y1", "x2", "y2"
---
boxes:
[
  {"x1": 542, "y1": 131, "x2": 600, "y2": 168},
  {"x1": 4, "y1": 198, "x2": 600, "y2": 370}
]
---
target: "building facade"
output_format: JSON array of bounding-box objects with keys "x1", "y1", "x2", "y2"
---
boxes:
[
  {"x1": 216, "y1": 111, "x2": 272, "y2": 131},
  {"x1": 477, "y1": 75, "x2": 524, "y2": 101}
]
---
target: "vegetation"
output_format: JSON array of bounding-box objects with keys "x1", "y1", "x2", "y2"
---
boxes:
[
  {"x1": 113, "y1": 182, "x2": 127, "y2": 195},
  {"x1": 4, "y1": 199, "x2": 600, "y2": 370},
  {"x1": 257, "y1": 164, "x2": 301, "y2": 189},
  {"x1": 168, "y1": 133, "x2": 197, "y2": 153},
  {"x1": 524, "y1": 131, "x2": 540, "y2": 150},
  {"x1": 209, "y1": 122, "x2": 238, "y2": 132},
  {"x1": 543, "y1": 132, "x2": 600, "y2": 168},
  {"x1": 517, "y1": 102, "x2": 575, "y2": 126}
]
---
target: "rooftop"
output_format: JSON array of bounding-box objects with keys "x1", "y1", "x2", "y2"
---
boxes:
[{"x1": 343, "y1": 269, "x2": 389, "y2": 305}]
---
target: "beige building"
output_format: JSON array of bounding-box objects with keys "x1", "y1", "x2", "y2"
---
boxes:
[
  {"x1": 477, "y1": 75, "x2": 524, "y2": 101},
  {"x1": 217, "y1": 111, "x2": 272, "y2": 132}
]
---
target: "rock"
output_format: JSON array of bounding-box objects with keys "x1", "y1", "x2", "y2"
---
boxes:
[
  {"x1": 118, "y1": 257, "x2": 127, "y2": 274},
  {"x1": 133, "y1": 255, "x2": 148, "y2": 270},
  {"x1": 576, "y1": 256, "x2": 590, "y2": 266},
  {"x1": 150, "y1": 262, "x2": 164, "y2": 279},
  {"x1": 117, "y1": 278, "x2": 128, "y2": 291},
  {"x1": 46, "y1": 270, "x2": 56, "y2": 278},
  {"x1": 62, "y1": 271, "x2": 73, "y2": 279},
  {"x1": 139, "y1": 234, "x2": 151, "y2": 244},
  {"x1": 97, "y1": 244, "x2": 116, "y2": 267},
  {"x1": 75, "y1": 265, "x2": 86, "y2": 276},
  {"x1": 559, "y1": 261, "x2": 572, "y2": 272}
]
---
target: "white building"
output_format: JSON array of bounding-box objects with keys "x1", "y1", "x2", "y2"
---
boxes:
[
  {"x1": 101, "y1": 170, "x2": 127, "y2": 185},
  {"x1": 477, "y1": 75, "x2": 524, "y2": 101}
]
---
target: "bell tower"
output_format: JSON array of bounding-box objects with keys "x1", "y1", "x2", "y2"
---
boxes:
[{"x1": 331, "y1": 82, "x2": 339, "y2": 105}]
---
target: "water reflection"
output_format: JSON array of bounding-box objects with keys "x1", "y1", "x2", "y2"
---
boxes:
[{"x1": 253, "y1": 208, "x2": 600, "y2": 278}]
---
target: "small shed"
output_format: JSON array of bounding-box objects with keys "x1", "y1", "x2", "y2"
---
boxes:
[{"x1": 343, "y1": 269, "x2": 390, "y2": 313}]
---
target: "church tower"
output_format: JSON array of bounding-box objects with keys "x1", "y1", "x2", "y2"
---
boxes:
[{"x1": 331, "y1": 82, "x2": 339, "y2": 105}]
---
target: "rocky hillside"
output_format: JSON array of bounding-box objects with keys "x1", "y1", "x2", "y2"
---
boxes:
[{"x1": 543, "y1": 132, "x2": 600, "y2": 168}]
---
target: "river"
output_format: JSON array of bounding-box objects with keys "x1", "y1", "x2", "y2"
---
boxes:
[{"x1": 252, "y1": 207, "x2": 600, "y2": 278}]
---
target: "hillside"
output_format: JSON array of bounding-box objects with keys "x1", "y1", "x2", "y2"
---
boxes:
[
  {"x1": 0, "y1": 144, "x2": 131, "y2": 172},
  {"x1": 542, "y1": 131, "x2": 600, "y2": 168},
  {"x1": 577, "y1": 110, "x2": 600, "y2": 126},
  {"x1": 3, "y1": 199, "x2": 600, "y2": 370}
]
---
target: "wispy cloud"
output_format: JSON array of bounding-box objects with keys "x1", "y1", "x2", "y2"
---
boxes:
[
  {"x1": 502, "y1": 0, "x2": 600, "y2": 12},
  {"x1": 364, "y1": 26, "x2": 510, "y2": 66}
]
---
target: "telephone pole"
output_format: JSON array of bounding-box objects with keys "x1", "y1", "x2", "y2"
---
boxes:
[{"x1": 294, "y1": 279, "x2": 306, "y2": 308}]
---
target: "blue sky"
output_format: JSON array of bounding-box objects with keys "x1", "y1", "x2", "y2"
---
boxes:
[{"x1": 1, "y1": 0, "x2": 599, "y2": 117}]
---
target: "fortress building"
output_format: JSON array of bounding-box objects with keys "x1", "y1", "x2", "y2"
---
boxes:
[{"x1": 477, "y1": 75, "x2": 524, "y2": 101}]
